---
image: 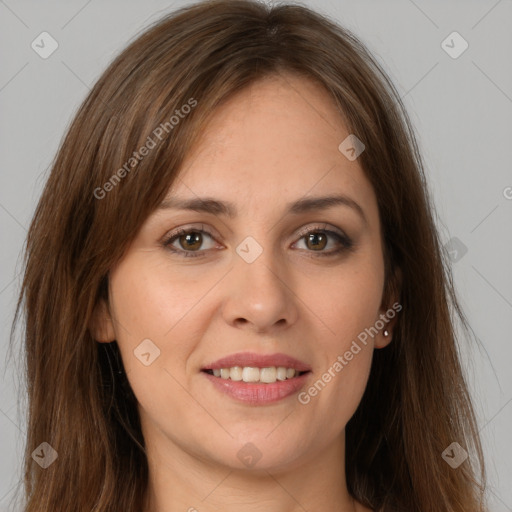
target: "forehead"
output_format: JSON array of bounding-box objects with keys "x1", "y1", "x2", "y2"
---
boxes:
[{"x1": 166, "y1": 73, "x2": 378, "y2": 223}]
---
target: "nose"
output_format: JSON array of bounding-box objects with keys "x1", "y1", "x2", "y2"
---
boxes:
[{"x1": 221, "y1": 244, "x2": 299, "y2": 334}]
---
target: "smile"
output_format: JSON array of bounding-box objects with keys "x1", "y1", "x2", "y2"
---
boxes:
[{"x1": 204, "y1": 366, "x2": 308, "y2": 384}]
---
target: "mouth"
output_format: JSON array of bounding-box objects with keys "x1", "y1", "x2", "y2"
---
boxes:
[{"x1": 200, "y1": 352, "x2": 312, "y2": 404}]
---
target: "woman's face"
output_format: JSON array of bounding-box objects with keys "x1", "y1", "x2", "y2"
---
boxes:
[{"x1": 93, "y1": 73, "x2": 394, "y2": 472}]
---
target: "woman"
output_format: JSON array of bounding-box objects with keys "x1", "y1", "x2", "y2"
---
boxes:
[{"x1": 12, "y1": 0, "x2": 487, "y2": 510}]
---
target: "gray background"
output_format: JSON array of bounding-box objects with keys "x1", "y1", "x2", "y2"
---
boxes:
[{"x1": 1, "y1": 0, "x2": 511, "y2": 510}]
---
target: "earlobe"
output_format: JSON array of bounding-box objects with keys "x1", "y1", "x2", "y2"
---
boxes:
[
  {"x1": 375, "y1": 266, "x2": 402, "y2": 349},
  {"x1": 89, "y1": 298, "x2": 116, "y2": 343},
  {"x1": 375, "y1": 322, "x2": 395, "y2": 349}
]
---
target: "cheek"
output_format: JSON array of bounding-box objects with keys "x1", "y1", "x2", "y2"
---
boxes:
[
  {"x1": 109, "y1": 250, "x2": 217, "y2": 341},
  {"x1": 107, "y1": 254, "x2": 200, "y2": 397},
  {"x1": 304, "y1": 255, "x2": 385, "y2": 343},
  {"x1": 297, "y1": 316, "x2": 375, "y2": 443},
  {"x1": 107, "y1": 251, "x2": 234, "y2": 412},
  {"x1": 296, "y1": 252, "x2": 383, "y2": 421}
]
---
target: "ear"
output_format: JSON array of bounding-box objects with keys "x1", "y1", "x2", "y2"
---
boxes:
[
  {"x1": 89, "y1": 298, "x2": 116, "y2": 343},
  {"x1": 375, "y1": 266, "x2": 402, "y2": 349}
]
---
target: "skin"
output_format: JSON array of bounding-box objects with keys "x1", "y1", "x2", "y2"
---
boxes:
[{"x1": 90, "y1": 72, "x2": 398, "y2": 512}]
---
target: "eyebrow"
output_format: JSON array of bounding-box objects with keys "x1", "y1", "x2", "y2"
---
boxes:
[{"x1": 158, "y1": 194, "x2": 367, "y2": 224}]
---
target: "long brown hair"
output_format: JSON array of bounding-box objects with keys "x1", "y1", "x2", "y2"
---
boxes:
[{"x1": 11, "y1": 0, "x2": 487, "y2": 510}]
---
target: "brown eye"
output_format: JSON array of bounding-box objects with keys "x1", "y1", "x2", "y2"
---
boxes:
[
  {"x1": 162, "y1": 227, "x2": 217, "y2": 258},
  {"x1": 304, "y1": 232, "x2": 328, "y2": 251},
  {"x1": 294, "y1": 226, "x2": 354, "y2": 257},
  {"x1": 178, "y1": 231, "x2": 203, "y2": 251}
]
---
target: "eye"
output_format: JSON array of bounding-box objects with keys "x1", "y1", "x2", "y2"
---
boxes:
[
  {"x1": 162, "y1": 225, "x2": 218, "y2": 258},
  {"x1": 292, "y1": 224, "x2": 354, "y2": 257}
]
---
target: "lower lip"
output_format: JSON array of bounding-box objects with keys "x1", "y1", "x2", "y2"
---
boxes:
[{"x1": 202, "y1": 371, "x2": 311, "y2": 405}]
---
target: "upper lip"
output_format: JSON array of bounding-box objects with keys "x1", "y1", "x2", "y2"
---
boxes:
[{"x1": 202, "y1": 352, "x2": 312, "y2": 372}]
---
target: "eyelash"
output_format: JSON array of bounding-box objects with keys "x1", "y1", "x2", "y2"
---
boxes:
[{"x1": 161, "y1": 224, "x2": 354, "y2": 259}]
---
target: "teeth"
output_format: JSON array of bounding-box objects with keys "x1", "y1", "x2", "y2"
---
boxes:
[
  {"x1": 230, "y1": 366, "x2": 243, "y2": 381},
  {"x1": 242, "y1": 367, "x2": 260, "y2": 382},
  {"x1": 276, "y1": 367, "x2": 287, "y2": 381},
  {"x1": 209, "y1": 366, "x2": 302, "y2": 383},
  {"x1": 260, "y1": 367, "x2": 277, "y2": 383}
]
